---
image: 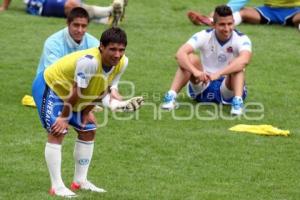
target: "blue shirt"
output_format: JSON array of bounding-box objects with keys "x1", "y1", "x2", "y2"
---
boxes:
[{"x1": 36, "y1": 27, "x2": 99, "y2": 75}]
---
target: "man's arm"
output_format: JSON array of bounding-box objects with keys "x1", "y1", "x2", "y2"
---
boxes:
[
  {"x1": 176, "y1": 43, "x2": 208, "y2": 82},
  {"x1": 0, "y1": 0, "x2": 11, "y2": 11},
  {"x1": 209, "y1": 50, "x2": 252, "y2": 81},
  {"x1": 51, "y1": 83, "x2": 80, "y2": 135}
]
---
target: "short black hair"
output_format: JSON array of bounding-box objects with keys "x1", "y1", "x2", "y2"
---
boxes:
[
  {"x1": 213, "y1": 5, "x2": 233, "y2": 23},
  {"x1": 67, "y1": 7, "x2": 90, "y2": 24},
  {"x1": 100, "y1": 27, "x2": 127, "y2": 47}
]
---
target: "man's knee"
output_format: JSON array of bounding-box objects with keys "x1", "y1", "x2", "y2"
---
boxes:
[
  {"x1": 240, "y1": 7, "x2": 261, "y2": 24},
  {"x1": 64, "y1": 0, "x2": 80, "y2": 15},
  {"x1": 292, "y1": 13, "x2": 300, "y2": 26},
  {"x1": 77, "y1": 130, "x2": 96, "y2": 141}
]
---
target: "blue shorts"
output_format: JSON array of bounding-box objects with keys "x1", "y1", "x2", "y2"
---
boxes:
[
  {"x1": 41, "y1": 0, "x2": 67, "y2": 17},
  {"x1": 32, "y1": 72, "x2": 96, "y2": 134},
  {"x1": 187, "y1": 77, "x2": 247, "y2": 104},
  {"x1": 256, "y1": 6, "x2": 300, "y2": 25}
]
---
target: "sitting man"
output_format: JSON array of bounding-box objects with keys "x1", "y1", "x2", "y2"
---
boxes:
[
  {"x1": 0, "y1": 0, "x2": 128, "y2": 26},
  {"x1": 162, "y1": 5, "x2": 252, "y2": 115}
]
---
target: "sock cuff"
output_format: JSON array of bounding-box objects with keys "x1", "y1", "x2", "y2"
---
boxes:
[
  {"x1": 46, "y1": 142, "x2": 62, "y2": 150},
  {"x1": 168, "y1": 90, "x2": 177, "y2": 98},
  {"x1": 233, "y1": 11, "x2": 242, "y2": 25},
  {"x1": 76, "y1": 139, "x2": 94, "y2": 145}
]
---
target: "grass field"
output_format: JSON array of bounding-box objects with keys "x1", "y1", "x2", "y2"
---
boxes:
[{"x1": 1, "y1": 0, "x2": 300, "y2": 199}]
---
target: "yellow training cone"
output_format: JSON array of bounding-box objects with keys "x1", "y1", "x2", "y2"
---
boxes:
[{"x1": 21, "y1": 95, "x2": 36, "y2": 107}]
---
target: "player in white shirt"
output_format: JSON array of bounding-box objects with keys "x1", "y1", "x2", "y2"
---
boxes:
[{"x1": 162, "y1": 5, "x2": 252, "y2": 115}]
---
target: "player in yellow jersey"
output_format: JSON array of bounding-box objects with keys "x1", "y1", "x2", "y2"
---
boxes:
[{"x1": 32, "y1": 27, "x2": 130, "y2": 198}]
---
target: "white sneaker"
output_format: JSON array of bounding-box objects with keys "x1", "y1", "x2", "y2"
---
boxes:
[
  {"x1": 49, "y1": 186, "x2": 77, "y2": 198},
  {"x1": 230, "y1": 96, "x2": 244, "y2": 115},
  {"x1": 161, "y1": 91, "x2": 178, "y2": 110},
  {"x1": 71, "y1": 180, "x2": 106, "y2": 193}
]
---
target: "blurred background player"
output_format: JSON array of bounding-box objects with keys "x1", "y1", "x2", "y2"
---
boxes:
[
  {"x1": 32, "y1": 27, "x2": 128, "y2": 197},
  {"x1": 187, "y1": 0, "x2": 300, "y2": 31},
  {"x1": 36, "y1": 7, "x2": 99, "y2": 75},
  {"x1": 0, "y1": 0, "x2": 128, "y2": 26},
  {"x1": 162, "y1": 5, "x2": 252, "y2": 115}
]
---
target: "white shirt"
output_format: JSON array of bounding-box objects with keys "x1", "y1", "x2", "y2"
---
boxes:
[
  {"x1": 187, "y1": 29, "x2": 252, "y2": 74},
  {"x1": 75, "y1": 55, "x2": 128, "y2": 89}
]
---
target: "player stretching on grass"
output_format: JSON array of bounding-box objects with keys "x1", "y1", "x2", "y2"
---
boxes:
[
  {"x1": 187, "y1": 0, "x2": 300, "y2": 31},
  {"x1": 162, "y1": 5, "x2": 252, "y2": 115},
  {"x1": 32, "y1": 27, "x2": 134, "y2": 198},
  {"x1": 0, "y1": 0, "x2": 128, "y2": 26}
]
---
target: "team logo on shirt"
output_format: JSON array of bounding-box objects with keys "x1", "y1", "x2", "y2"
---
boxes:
[
  {"x1": 77, "y1": 72, "x2": 86, "y2": 79},
  {"x1": 227, "y1": 46, "x2": 233, "y2": 53},
  {"x1": 218, "y1": 54, "x2": 227, "y2": 63}
]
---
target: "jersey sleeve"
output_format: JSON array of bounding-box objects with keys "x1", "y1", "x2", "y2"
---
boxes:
[
  {"x1": 186, "y1": 30, "x2": 207, "y2": 50},
  {"x1": 237, "y1": 35, "x2": 252, "y2": 53},
  {"x1": 110, "y1": 56, "x2": 129, "y2": 90},
  {"x1": 74, "y1": 55, "x2": 98, "y2": 88}
]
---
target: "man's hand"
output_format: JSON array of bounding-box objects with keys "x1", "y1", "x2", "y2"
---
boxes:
[
  {"x1": 193, "y1": 71, "x2": 209, "y2": 84},
  {"x1": 51, "y1": 116, "x2": 69, "y2": 136},
  {"x1": 0, "y1": 6, "x2": 5, "y2": 12},
  {"x1": 111, "y1": 96, "x2": 144, "y2": 112},
  {"x1": 208, "y1": 72, "x2": 221, "y2": 81}
]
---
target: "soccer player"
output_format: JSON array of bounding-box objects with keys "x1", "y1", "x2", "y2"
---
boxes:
[
  {"x1": 36, "y1": 7, "x2": 99, "y2": 75},
  {"x1": 162, "y1": 5, "x2": 252, "y2": 115},
  {"x1": 0, "y1": 0, "x2": 128, "y2": 26},
  {"x1": 32, "y1": 27, "x2": 128, "y2": 197},
  {"x1": 187, "y1": 0, "x2": 300, "y2": 31}
]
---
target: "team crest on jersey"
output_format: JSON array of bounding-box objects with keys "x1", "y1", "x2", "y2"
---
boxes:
[
  {"x1": 218, "y1": 54, "x2": 227, "y2": 63},
  {"x1": 227, "y1": 46, "x2": 233, "y2": 53},
  {"x1": 77, "y1": 72, "x2": 86, "y2": 79}
]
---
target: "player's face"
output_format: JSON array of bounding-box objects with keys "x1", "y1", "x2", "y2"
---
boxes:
[
  {"x1": 100, "y1": 43, "x2": 126, "y2": 67},
  {"x1": 68, "y1": 17, "x2": 88, "y2": 43},
  {"x1": 214, "y1": 15, "x2": 234, "y2": 41}
]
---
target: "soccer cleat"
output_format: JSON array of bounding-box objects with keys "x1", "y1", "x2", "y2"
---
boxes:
[
  {"x1": 49, "y1": 186, "x2": 77, "y2": 198},
  {"x1": 161, "y1": 92, "x2": 178, "y2": 110},
  {"x1": 71, "y1": 181, "x2": 106, "y2": 193},
  {"x1": 187, "y1": 11, "x2": 213, "y2": 26},
  {"x1": 230, "y1": 96, "x2": 244, "y2": 115},
  {"x1": 111, "y1": 0, "x2": 124, "y2": 27}
]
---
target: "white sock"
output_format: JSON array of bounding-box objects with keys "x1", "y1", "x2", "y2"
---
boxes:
[
  {"x1": 45, "y1": 143, "x2": 65, "y2": 189},
  {"x1": 168, "y1": 90, "x2": 177, "y2": 98},
  {"x1": 233, "y1": 12, "x2": 242, "y2": 26},
  {"x1": 73, "y1": 139, "x2": 94, "y2": 183},
  {"x1": 82, "y1": 4, "x2": 112, "y2": 18}
]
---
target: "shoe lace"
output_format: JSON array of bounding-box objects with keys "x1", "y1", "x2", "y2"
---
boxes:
[
  {"x1": 164, "y1": 93, "x2": 174, "y2": 103},
  {"x1": 232, "y1": 98, "x2": 243, "y2": 109}
]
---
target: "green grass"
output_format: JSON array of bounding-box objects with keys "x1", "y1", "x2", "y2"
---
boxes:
[{"x1": 1, "y1": 0, "x2": 300, "y2": 199}]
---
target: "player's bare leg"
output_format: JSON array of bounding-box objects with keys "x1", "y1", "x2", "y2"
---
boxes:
[{"x1": 239, "y1": 7, "x2": 262, "y2": 24}]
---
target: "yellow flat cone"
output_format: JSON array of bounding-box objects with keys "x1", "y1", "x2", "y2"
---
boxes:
[
  {"x1": 229, "y1": 124, "x2": 290, "y2": 136},
  {"x1": 21, "y1": 95, "x2": 36, "y2": 107}
]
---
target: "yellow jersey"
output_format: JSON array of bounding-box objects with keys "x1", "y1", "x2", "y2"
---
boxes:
[
  {"x1": 264, "y1": 0, "x2": 300, "y2": 7},
  {"x1": 44, "y1": 47, "x2": 127, "y2": 112}
]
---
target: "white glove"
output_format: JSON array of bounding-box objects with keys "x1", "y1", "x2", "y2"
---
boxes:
[{"x1": 110, "y1": 96, "x2": 144, "y2": 112}]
